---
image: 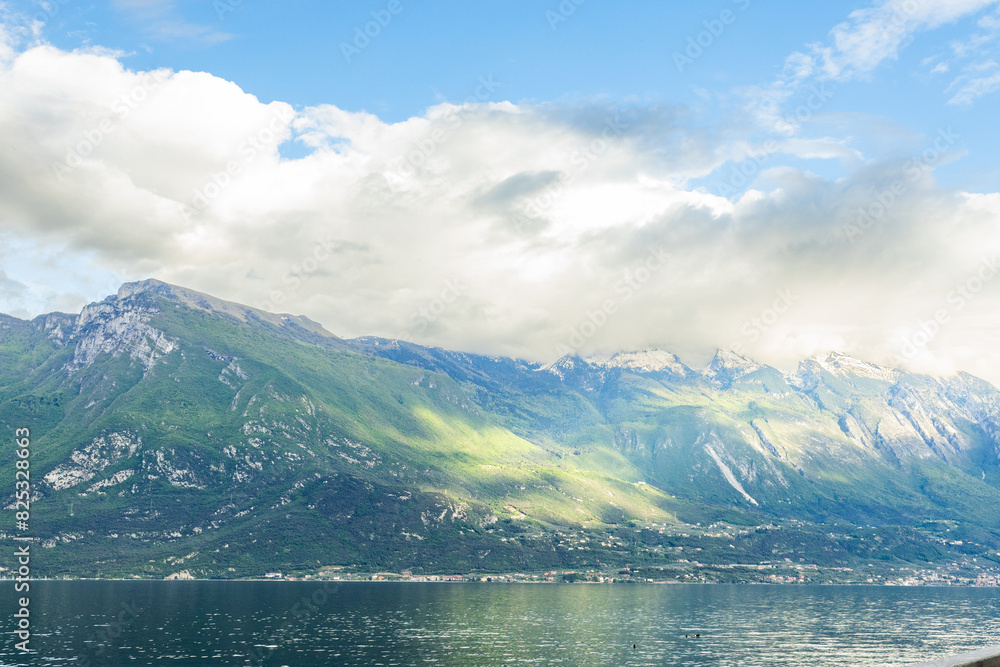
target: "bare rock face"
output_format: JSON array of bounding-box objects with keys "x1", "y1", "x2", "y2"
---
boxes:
[
  {"x1": 65, "y1": 288, "x2": 178, "y2": 374},
  {"x1": 38, "y1": 313, "x2": 77, "y2": 344},
  {"x1": 43, "y1": 432, "x2": 142, "y2": 490}
]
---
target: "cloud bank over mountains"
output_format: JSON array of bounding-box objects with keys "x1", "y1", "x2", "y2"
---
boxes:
[{"x1": 0, "y1": 0, "x2": 999, "y2": 382}]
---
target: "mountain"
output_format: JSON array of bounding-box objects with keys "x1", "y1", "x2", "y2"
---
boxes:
[{"x1": 2, "y1": 280, "x2": 1000, "y2": 581}]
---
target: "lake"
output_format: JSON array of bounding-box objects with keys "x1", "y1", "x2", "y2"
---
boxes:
[{"x1": 3, "y1": 581, "x2": 1000, "y2": 665}]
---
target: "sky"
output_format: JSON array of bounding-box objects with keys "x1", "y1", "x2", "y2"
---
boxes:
[{"x1": 1, "y1": 0, "x2": 1000, "y2": 381}]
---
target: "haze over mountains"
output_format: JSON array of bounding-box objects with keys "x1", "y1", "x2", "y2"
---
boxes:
[{"x1": 2, "y1": 280, "x2": 999, "y2": 579}]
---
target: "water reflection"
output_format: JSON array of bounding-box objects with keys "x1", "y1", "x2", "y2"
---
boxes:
[{"x1": 2, "y1": 581, "x2": 998, "y2": 666}]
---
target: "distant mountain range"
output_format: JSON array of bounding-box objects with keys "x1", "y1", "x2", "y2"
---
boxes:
[{"x1": 2, "y1": 279, "x2": 999, "y2": 580}]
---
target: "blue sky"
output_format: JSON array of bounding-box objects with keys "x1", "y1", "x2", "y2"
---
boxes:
[
  {"x1": 1, "y1": 0, "x2": 1000, "y2": 380},
  {"x1": 24, "y1": 0, "x2": 996, "y2": 187},
  {"x1": 13, "y1": 0, "x2": 996, "y2": 180},
  {"x1": 37, "y1": 2, "x2": 835, "y2": 114}
]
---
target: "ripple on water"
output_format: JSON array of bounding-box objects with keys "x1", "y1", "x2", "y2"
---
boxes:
[{"x1": 3, "y1": 583, "x2": 1000, "y2": 666}]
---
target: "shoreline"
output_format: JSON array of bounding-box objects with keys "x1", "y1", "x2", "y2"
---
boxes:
[{"x1": 4, "y1": 577, "x2": 1000, "y2": 588}]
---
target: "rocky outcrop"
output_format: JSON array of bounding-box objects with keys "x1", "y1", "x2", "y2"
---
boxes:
[
  {"x1": 68, "y1": 298, "x2": 177, "y2": 374},
  {"x1": 44, "y1": 432, "x2": 142, "y2": 490}
]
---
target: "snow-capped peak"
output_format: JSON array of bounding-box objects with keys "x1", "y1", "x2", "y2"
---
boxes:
[
  {"x1": 704, "y1": 349, "x2": 762, "y2": 378},
  {"x1": 815, "y1": 351, "x2": 899, "y2": 382},
  {"x1": 586, "y1": 349, "x2": 690, "y2": 376},
  {"x1": 538, "y1": 354, "x2": 584, "y2": 378}
]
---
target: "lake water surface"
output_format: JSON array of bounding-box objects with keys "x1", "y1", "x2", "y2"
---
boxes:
[{"x1": 3, "y1": 581, "x2": 1000, "y2": 666}]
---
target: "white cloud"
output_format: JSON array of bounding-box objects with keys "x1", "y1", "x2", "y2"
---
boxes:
[
  {"x1": 947, "y1": 60, "x2": 1000, "y2": 103},
  {"x1": 1, "y1": 37, "x2": 1000, "y2": 384},
  {"x1": 0, "y1": 269, "x2": 29, "y2": 317},
  {"x1": 0, "y1": 25, "x2": 12, "y2": 64},
  {"x1": 0, "y1": 3, "x2": 33, "y2": 64},
  {"x1": 110, "y1": 0, "x2": 233, "y2": 45},
  {"x1": 818, "y1": 0, "x2": 1000, "y2": 79},
  {"x1": 769, "y1": 0, "x2": 1000, "y2": 114},
  {"x1": 936, "y1": 5, "x2": 1000, "y2": 103}
]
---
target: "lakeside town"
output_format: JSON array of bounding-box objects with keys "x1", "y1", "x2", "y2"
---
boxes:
[{"x1": 238, "y1": 560, "x2": 1000, "y2": 587}]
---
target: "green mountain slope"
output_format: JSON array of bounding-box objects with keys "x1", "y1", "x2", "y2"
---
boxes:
[
  {"x1": 2, "y1": 280, "x2": 1000, "y2": 579},
  {"x1": 0, "y1": 282, "x2": 678, "y2": 577}
]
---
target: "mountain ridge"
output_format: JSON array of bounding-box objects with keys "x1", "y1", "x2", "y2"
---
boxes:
[
  {"x1": 19, "y1": 278, "x2": 979, "y2": 388},
  {"x1": 1, "y1": 279, "x2": 999, "y2": 582}
]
